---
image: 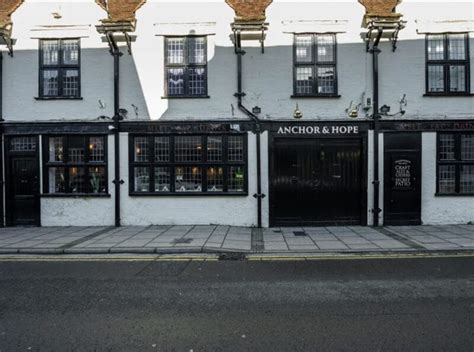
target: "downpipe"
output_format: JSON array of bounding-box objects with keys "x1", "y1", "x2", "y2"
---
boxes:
[
  {"x1": 0, "y1": 51, "x2": 4, "y2": 227},
  {"x1": 371, "y1": 28, "x2": 383, "y2": 227},
  {"x1": 235, "y1": 39, "x2": 264, "y2": 228}
]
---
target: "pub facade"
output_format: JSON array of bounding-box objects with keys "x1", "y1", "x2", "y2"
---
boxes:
[{"x1": 1, "y1": 0, "x2": 473, "y2": 228}]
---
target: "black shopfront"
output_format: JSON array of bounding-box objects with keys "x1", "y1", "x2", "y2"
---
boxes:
[{"x1": 266, "y1": 122, "x2": 370, "y2": 227}]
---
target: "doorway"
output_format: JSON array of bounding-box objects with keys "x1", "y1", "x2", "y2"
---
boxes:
[
  {"x1": 5, "y1": 136, "x2": 40, "y2": 226},
  {"x1": 384, "y1": 133, "x2": 422, "y2": 225},
  {"x1": 270, "y1": 137, "x2": 366, "y2": 226}
]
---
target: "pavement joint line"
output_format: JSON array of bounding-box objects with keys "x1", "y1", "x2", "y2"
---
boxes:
[
  {"x1": 374, "y1": 227, "x2": 425, "y2": 250},
  {"x1": 58, "y1": 227, "x2": 116, "y2": 250}
]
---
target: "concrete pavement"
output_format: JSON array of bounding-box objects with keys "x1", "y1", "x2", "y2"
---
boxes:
[{"x1": 0, "y1": 224, "x2": 474, "y2": 255}]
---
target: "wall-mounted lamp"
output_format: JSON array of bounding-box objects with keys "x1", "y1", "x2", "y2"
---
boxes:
[
  {"x1": 118, "y1": 108, "x2": 128, "y2": 120},
  {"x1": 380, "y1": 105, "x2": 391, "y2": 115},
  {"x1": 293, "y1": 103, "x2": 303, "y2": 119},
  {"x1": 252, "y1": 106, "x2": 262, "y2": 115}
]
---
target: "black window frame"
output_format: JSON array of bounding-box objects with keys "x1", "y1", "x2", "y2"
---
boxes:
[
  {"x1": 43, "y1": 135, "x2": 109, "y2": 196},
  {"x1": 164, "y1": 36, "x2": 209, "y2": 98},
  {"x1": 436, "y1": 132, "x2": 474, "y2": 196},
  {"x1": 129, "y1": 134, "x2": 248, "y2": 196},
  {"x1": 292, "y1": 33, "x2": 339, "y2": 98},
  {"x1": 38, "y1": 38, "x2": 82, "y2": 99},
  {"x1": 425, "y1": 33, "x2": 471, "y2": 96}
]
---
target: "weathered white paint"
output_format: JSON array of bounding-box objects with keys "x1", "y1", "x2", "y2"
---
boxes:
[{"x1": 421, "y1": 133, "x2": 474, "y2": 225}]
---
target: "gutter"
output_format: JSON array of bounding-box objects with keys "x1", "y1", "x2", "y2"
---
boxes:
[{"x1": 234, "y1": 30, "x2": 265, "y2": 228}]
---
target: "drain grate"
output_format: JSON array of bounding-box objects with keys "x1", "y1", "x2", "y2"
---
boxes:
[
  {"x1": 171, "y1": 238, "x2": 193, "y2": 244},
  {"x1": 294, "y1": 231, "x2": 307, "y2": 237}
]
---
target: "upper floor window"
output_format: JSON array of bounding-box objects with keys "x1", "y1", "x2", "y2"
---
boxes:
[
  {"x1": 39, "y1": 39, "x2": 81, "y2": 98},
  {"x1": 164, "y1": 36, "x2": 208, "y2": 97},
  {"x1": 426, "y1": 33, "x2": 470, "y2": 95},
  {"x1": 44, "y1": 135, "x2": 107, "y2": 195},
  {"x1": 293, "y1": 34, "x2": 338, "y2": 97},
  {"x1": 437, "y1": 133, "x2": 474, "y2": 195}
]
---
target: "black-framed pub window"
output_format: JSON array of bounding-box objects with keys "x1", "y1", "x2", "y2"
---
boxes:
[
  {"x1": 43, "y1": 135, "x2": 108, "y2": 195},
  {"x1": 426, "y1": 33, "x2": 470, "y2": 95},
  {"x1": 437, "y1": 133, "x2": 474, "y2": 195},
  {"x1": 130, "y1": 134, "x2": 247, "y2": 195},
  {"x1": 293, "y1": 34, "x2": 338, "y2": 97},
  {"x1": 164, "y1": 36, "x2": 208, "y2": 98},
  {"x1": 39, "y1": 38, "x2": 81, "y2": 98}
]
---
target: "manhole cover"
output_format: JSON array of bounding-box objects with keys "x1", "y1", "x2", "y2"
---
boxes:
[
  {"x1": 172, "y1": 238, "x2": 193, "y2": 244},
  {"x1": 294, "y1": 231, "x2": 307, "y2": 237}
]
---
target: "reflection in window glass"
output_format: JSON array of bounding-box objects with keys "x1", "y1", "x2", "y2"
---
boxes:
[
  {"x1": 134, "y1": 167, "x2": 150, "y2": 192},
  {"x1": 175, "y1": 136, "x2": 202, "y2": 162},
  {"x1": 439, "y1": 134, "x2": 455, "y2": 160},
  {"x1": 207, "y1": 167, "x2": 224, "y2": 192},
  {"x1": 317, "y1": 67, "x2": 335, "y2": 94},
  {"x1": 175, "y1": 166, "x2": 202, "y2": 192},
  {"x1": 316, "y1": 35, "x2": 334, "y2": 62},
  {"x1": 207, "y1": 137, "x2": 222, "y2": 162},
  {"x1": 155, "y1": 137, "x2": 170, "y2": 162},
  {"x1": 11, "y1": 137, "x2": 36, "y2": 152},
  {"x1": 166, "y1": 38, "x2": 185, "y2": 64},
  {"x1": 155, "y1": 167, "x2": 171, "y2": 192},
  {"x1": 427, "y1": 35, "x2": 444, "y2": 60},
  {"x1": 48, "y1": 167, "x2": 66, "y2": 193},
  {"x1": 69, "y1": 167, "x2": 86, "y2": 193},
  {"x1": 461, "y1": 135, "x2": 474, "y2": 160},
  {"x1": 295, "y1": 67, "x2": 313, "y2": 95},
  {"x1": 89, "y1": 137, "x2": 105, "y2": 162},
  {"x1": 68, "y1": 136, "x2": 85, "y2": 163},
  {"x1": 228, "y1": 136, "x2": 244, "y2": 162},
  {"x1": 229, "y1": 166, "x2": 245, "y2": 192},
  {"x1": 49, "y1": 137, "x2": 63, "y2": 162},
  {"x1": 460, "y1": 165, "x2": 474, "y2": 193},
  {"x1": 439, "y1": 165, "x2": 456, "y2": 194},
  {"x1": 295, "y1": 35, "x2": 313, "y2": 63},
  {"x1": 448, "y1": 34, "x2": 466, "y2": 60},
  {"x1": 134, "y1": 137, "x2": 149, "y2": 162},
  {"x1": 428, "y1": 65, "x2": 444, "y2": 92},
  {"x1": 449, "y1": 65, "x2": 466, "y2": 92}
]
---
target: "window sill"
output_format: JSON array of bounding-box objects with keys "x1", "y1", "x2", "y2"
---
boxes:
[
  {"x1": 129, "y1": 192, "x2": 248, "y2": 197},
  {"x1": 423, "y1": 93, "x2": 473, "y2": 97},
  {"x1": 291, "y1": 95, "x2": 341, "y2": 99},
  {"x1": 41, "y1": 193, "x2": 111, "y2": 198},
  {"x1": 35, "y1": 97, "x2": 83, "y2": 101},
  {"x1": 161, "y1": 95, "x2": 210, "y2": 99},
  {"x1": 435, "y1": 193, "x2": 474, "y2": 197}
]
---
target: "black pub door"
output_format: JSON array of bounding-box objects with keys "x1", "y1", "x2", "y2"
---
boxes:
[
  {"x1": 270, "y1": 138, "x2": 365, "y2": 226},
  {"x1": 384, "y1": 133, "x2": 421, "y2": 225},
  {"x1": 6, "y1": 137, "x2": 40, "y2": 226}
]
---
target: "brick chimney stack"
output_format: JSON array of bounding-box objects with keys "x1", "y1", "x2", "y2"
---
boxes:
[{"x1": 225, "y1": 0, "x2": 273, "y2": 23}]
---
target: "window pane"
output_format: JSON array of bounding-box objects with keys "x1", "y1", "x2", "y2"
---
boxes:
[
  {"x1": 449, "y1": 65, "x2": 466, "y2": 92},
  {"x1": 438, "y1": 165, "x2": 455, "y2": 193},
  {"x1": 48, "y1": 167, "x2": 66, "y2": 193},
  {"x1": 295, "y1": 66, "x2": 313, "y2": 95},
  {"x1": 134, "y1": 167, "x2": 150, "y2": 192},
  {"x1": 207, "y1": 166, "x2": 223, "y2": 192},
  {"x1": 68, "y1": 136, "x2": 85, "y2": 163},
  {"x1": 166, "y1": 38, "x2": 184, "y2": 64},
  {"x1": 62, "y1": 39, "x2": 79, "y2": 65},
  {"x1": 295, "y1": 35, "x2": 313, "y2": 63},
  {"x1": 69, "y1": 167, "x2": 86, "y2": 193},
  {"x1": 89, "y1": 137, "x2": 105, "y2": 162},
  {"x1": 460, "y1": 165, "x2": 474, "y2": 193},
  {"x1": 439, "y1": 134, "x2": 455, "y2": 160},
  {"x1": 154, "y1": 137, "x2": 170, "y2": 162},
  {"x1": 41, "y1": 40, "x2": 59, "y2": 65},
  {"x1": 155, "y1": 167, "x2": 171, "y2": 192},
  {"x1": 188, "y1": 68, "x2": 206, "y2": 95},
  {"x1": 175, "y1": 166, "x2": 202, "y2": 192},
  {"x1": 49, "y1": 137, "x2": 63, "y2": 162},
  {"x1": 10, "y1": 137, "x2": 36, "y2": 152},
  {"x1": 167, "y1": 68, "x2": 185, "y2": 95},
  {"x1": 317, "y1": 66, "x2": 335, "y2": 94},
  {"x1": 42, "y1": 70, "x2": 59, "y2": 96},
  {"x1": 188, "y1": 37, "x2": 206, "y2": 64},
  {"x1": 134, "y1": 137, "x2": 149, "y2": 162},
  {"x1": 228, "y1": 136, "x2": 244, "y2": 162},
  {"x1": 317, "y1": 35, "x2": 335, "y2": 62},
  {"x1": 207, "y1": 136, "x2": 223, "y2": 162},
  {"x1": 175, "y1": 136, "x2": 202, "y2": 162},
  {"x1": 427, "y1": 65, "x2": 444, "y2": 92},
  {"x1": 62, "y1": 69, "x2": 79, "y2": 96},
  {"x1": 229, "y1": 166, "x2": 245, "y2": 192},
  {"x1": 461, "y1": 134, "x2": 474, "y2": 160},
  {"x1": 89, "y1": 166, "x2": 106, "y2": 193},
  {"x1": 448, "y1": 34, "x2": 466, "y2": 60},
  {"x1": 427, "y1": 35, "x2": 444, "y2": 60}
]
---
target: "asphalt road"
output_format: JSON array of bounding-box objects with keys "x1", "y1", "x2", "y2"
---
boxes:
[{"x1": 0, "y1": 255, "x2": 473, "y2": 352}]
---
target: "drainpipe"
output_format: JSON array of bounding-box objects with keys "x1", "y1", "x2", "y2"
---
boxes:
[
  {"x1": 371, "y1": 28, "x2": 383, "y2": 227},
  {"x1": 0, "y1": 51, "x2": 4, "y2": 227},
  {"x1": 234, "y1": 30, "x2": 264, "y2": 228},
  {"x1": 106, "y1": 33, "x2": 124, "y2": 227}
]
